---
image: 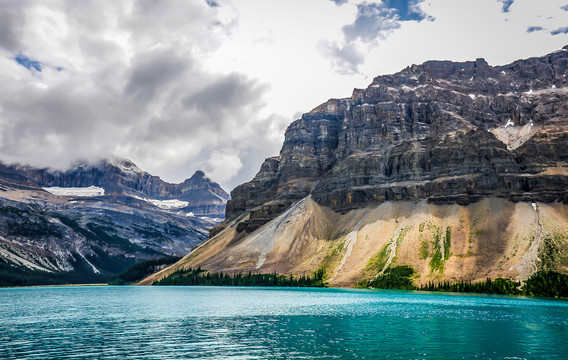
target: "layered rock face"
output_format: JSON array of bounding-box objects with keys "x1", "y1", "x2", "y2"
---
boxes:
[
  {"x1": 226, "y1": 48, "x2": 568, "y2": 231},
  {"x1": 0, "y1": 159, "x2": 229, "y2": 285}
]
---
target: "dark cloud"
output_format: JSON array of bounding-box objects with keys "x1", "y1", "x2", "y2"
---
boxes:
[
  {"x1": 562, "y1": 5, "x2": 568, "y2": 11},
  {"x1": 182, "y1": 73, "x2": 268, "y2": 119},
  {"x1": 206, "y1": 0, "x2": 220, "y2": 7},
  {"x1": 330, "y1": 0, "x2": 348, "y2": 5},
  {"x1": 497, "y1": 0, "x2": 514, "y2": 13},
  {"x1": 0, "y1": 1, "x2": 25, "y2": 51},
  {"x1": 527, "y1": 26, "x2": 544, "y2": 33},
  {"x1": 551, "y1": 26, "x2": 568, "y2": 35},
  {"x1": 125, "y1": 51, "x2": 190, "y2": 103}
]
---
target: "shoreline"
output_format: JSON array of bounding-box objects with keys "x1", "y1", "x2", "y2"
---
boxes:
[{"x1": 2, "y1": 283, "x2": 108, "y2": 289}]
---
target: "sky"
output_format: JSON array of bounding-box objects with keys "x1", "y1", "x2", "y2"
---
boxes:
[{"x1": 0, "y1": 0, "x2": 567, "y2": 191}]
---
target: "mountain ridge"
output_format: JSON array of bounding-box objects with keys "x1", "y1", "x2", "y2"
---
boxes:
[
  {"x1": 146, "y1": 47, "x2": 568, "y2": 287},
  {"x1": 0, "y1": 158, "x2": 229, "y2": 285}
]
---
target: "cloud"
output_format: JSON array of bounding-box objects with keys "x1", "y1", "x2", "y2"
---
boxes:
[
  {"x1": 497, "y1": 0, "x2": 515, "y2": 13},
  {"x1": 343, "y1": 1, "x2": 429, "y2": 43},
  {"x1": 562, "y1": 5, "x2": 568, "y2": 11},
  {"x1": 527, "y1": 26, "x2": 544, "y2": 33},
  {"x1": 206, "y1": 150, "x2": 243, "y2": 183},
  {"x1": 181, "y1": 72, "x2": 269, "y2": 121},
  {"x1": 343, "y1": 2, "x2": 401, "y2": 43},
  {"x1": 330, "y1": 0, "x2": 348, "y2": 5},
  {"x1": 318, "y1": 40, "x2": 365, "y2": 75},
  {"x1": 0, "y1": 1, "x2": 26, "y2": 52},
  {"x1": 125, "y1": 50, "x2": 191, "y2": 103},
  {"x1": 0, "y1": 0, "x2": 277, "y2": 191},
  {"x1": 322, "y1": 0, "x2": 430, "y2": 74}
]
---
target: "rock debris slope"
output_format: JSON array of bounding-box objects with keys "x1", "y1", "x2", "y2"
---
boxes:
[{"x1": 144, "y1": 48, "x2": 568, "y2": 287}]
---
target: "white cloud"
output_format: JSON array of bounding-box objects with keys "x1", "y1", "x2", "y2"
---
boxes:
[{"x1": 206, "y1": 150, "x2": 243, "y2": 183}]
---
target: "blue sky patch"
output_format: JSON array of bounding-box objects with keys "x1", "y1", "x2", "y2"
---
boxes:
[
  {"x1": 551, "y1": 26, "x2": 568, "y2": 35},
  {"x1": 498, "y1": 0, "x2": 514, "y2": 13},
  {"x1": 527, "y1": 26, "x2": 544, "y2": 33},
  {"x1": 14, "y1": 54, "x2": 42, "y2": 72},
  {"x1": 385, "y1": 0, "x2": 426, "y2": 22},
  {"x1": 205, "y1": 0, "x2": 219, "y2": 7}
]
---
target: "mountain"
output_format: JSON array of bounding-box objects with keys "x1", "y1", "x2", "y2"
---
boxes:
[
  {"x1": 0, "y1": 158, "x2": 229, "y2": 285},
  {"x1": 143, "y1": 47, "x2": 568, "y2": 287}
]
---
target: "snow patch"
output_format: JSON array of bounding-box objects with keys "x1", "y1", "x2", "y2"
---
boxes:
[
  {"x1": 79, "y1": 252, "x2": 100, "y2": 274},
  {"x1": 43, "y1": 186, "x2": 105, "y2": 197},
  {"x1": 110, "y1": 159, "x2": 144, "y2": 174},
  {"x1": 146, "y1": 199, "x2": 189, "y2": 210},
  {"x1": 504, "y1": 119, "x2": 514, "y2": 128},
  {"x1": 468, "y1": 94, "x2": 476, "y2": 99}
]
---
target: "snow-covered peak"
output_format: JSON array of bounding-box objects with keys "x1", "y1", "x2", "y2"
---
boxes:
[{"x1": 108, "y1": 157, "x2": 145, "y2": 174}]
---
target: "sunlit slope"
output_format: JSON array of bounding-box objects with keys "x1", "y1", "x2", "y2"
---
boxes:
[{"x1": 141, "y1": 197, "x2": 568, "y2": 287}]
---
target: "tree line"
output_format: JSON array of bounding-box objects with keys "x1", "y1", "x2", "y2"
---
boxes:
[
  {"x1": 360, "y1": 265, "x2": 568, "y2": 298},
  {"x1": 154, "y1": 267, "x2": 326, "y2": 287}
]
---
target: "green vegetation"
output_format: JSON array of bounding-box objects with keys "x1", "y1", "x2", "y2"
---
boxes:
[
  {"x1": 421, "y1": 277, "x2": 521, "y2": 295},
  {"x1": 419, "y1": 240, "x2": 429, "y2": 259},
  {"x1": 359, "y1": 265, "x2": 416, "y2": 290},
  {"x1": 154, "y1": 267, "x2": 326, "y2": 287},
  {"x1": 444, "y1": 226, "x2": 451, "y2": 260},
  {"x1": 359, "y1": 264, "x2": 568, "y2": 298},
  {"x1": 428, "y1": 224, "x2": 452, "y2": 272},
  {"x1": 523, "y1": 271, "x2": 568, "y2": 298},
  {"x1": 108, "y1": 257, "x2": 181, "y2": 285},
  {"x1": 365, "y1": 243, "x2": 390, "y2": 274}
]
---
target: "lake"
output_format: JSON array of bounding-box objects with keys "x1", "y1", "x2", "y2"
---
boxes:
[{"x1": 0, "y1": 286, "x2": 567, "y2": 359}]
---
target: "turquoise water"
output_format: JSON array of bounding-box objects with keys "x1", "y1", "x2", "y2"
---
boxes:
[{"x1": 0, "y1": 286, "x2": 567, "y2": 359}]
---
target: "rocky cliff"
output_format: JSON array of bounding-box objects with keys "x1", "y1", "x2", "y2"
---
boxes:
[
  {"x1": 147, "y1": 48, "x2": 568, "y2": 287},
  {"x1": 0, "y1": 159, "x2": 229, "y2": 285},
  {"x1": 226, "y1": 47, "x2": 568, "y2": 229}
]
